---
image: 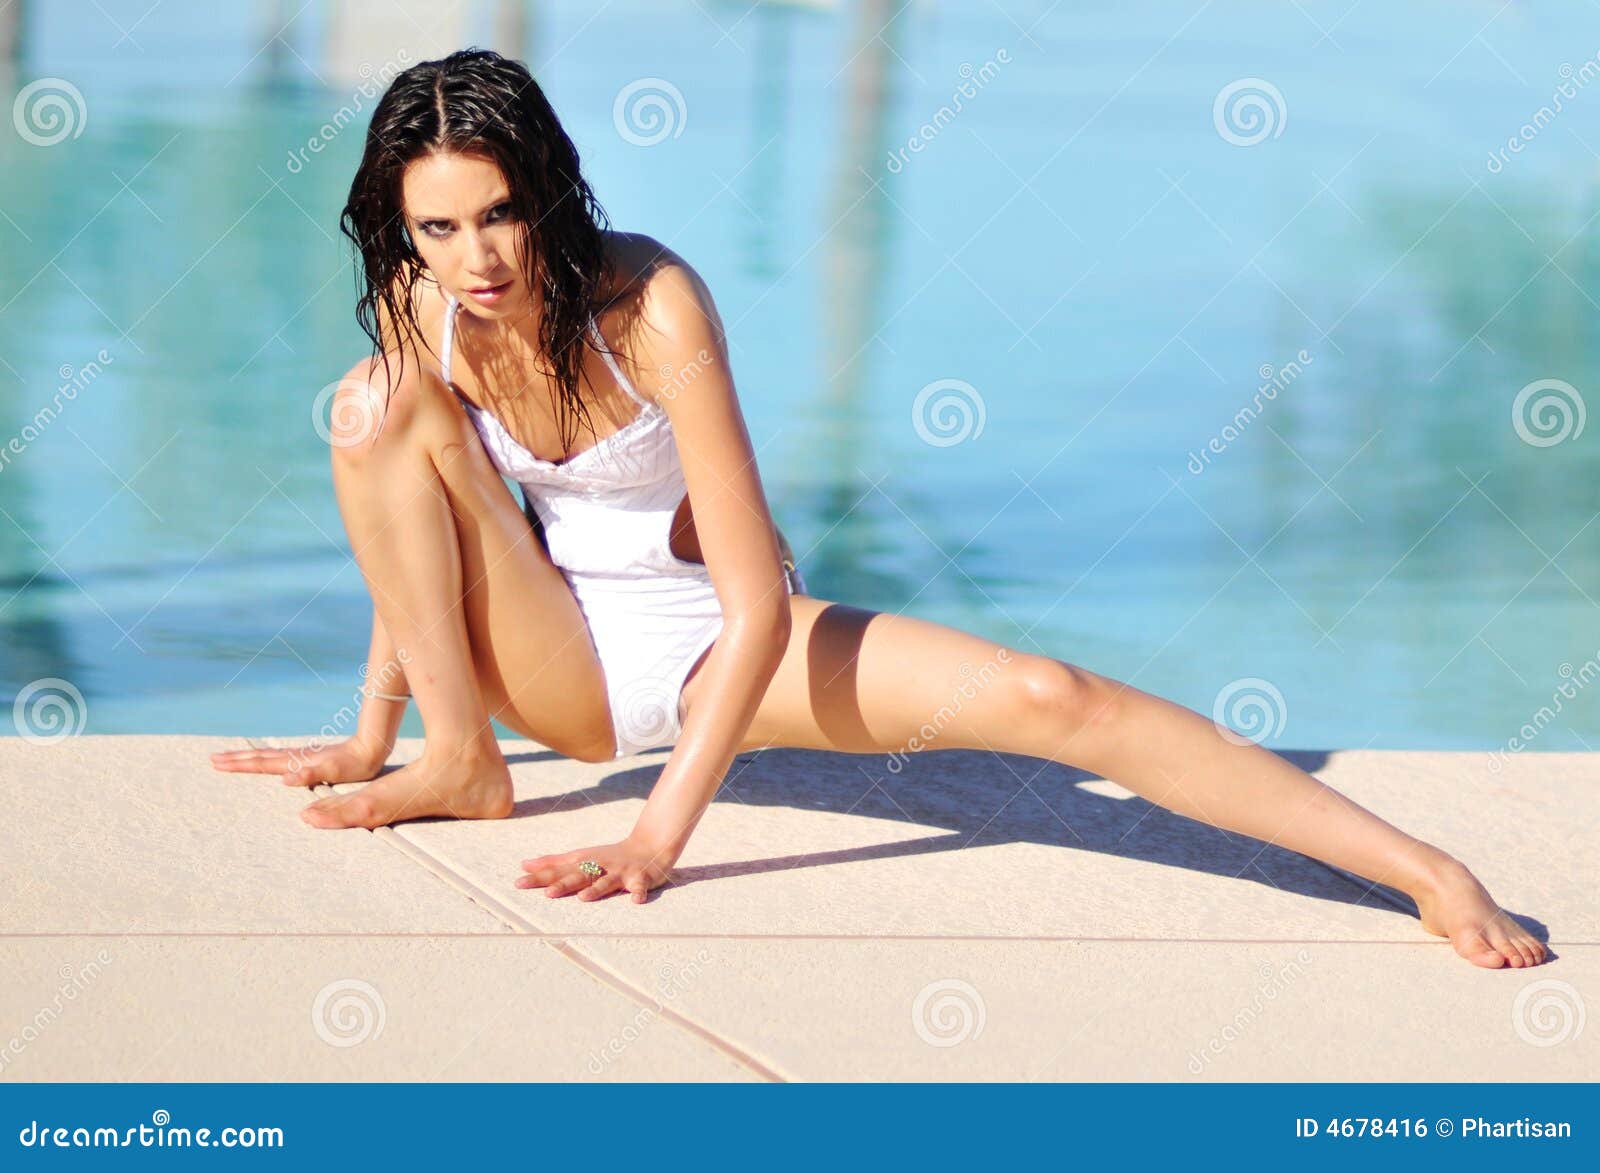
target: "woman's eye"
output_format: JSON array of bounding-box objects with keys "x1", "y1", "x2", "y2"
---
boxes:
[{"x1": 421, "y1": 221, "x2": 450, "y2": 238}]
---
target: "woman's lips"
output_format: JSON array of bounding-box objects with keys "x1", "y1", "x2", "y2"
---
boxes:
[{"x1": 465, "y1": 280, "x2": 512, "y2": 303}]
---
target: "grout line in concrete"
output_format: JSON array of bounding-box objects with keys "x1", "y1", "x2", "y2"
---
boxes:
[{"x1": 302, "y1": 782, "x2": 788, "y2": 1082}]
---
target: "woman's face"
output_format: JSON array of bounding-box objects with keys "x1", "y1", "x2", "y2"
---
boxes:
[{"x1": 401, "y1": 151, "x2": 530, "y2": 316}]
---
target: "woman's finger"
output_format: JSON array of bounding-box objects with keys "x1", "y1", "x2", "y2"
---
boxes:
[
  {"x1": 209, "y1": 749, "x2": 292, "y2": 774},
  {"x1": 578, "y1": 873, "x2": 625, "y2": 902},
  {"x1": 544, "y1": 872, "x2": 591, "y2": 899}
]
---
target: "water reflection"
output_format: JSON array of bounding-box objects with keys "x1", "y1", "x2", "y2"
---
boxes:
[{"x1": 0, "y1": 2, "x2": 1594, "y2": 750}]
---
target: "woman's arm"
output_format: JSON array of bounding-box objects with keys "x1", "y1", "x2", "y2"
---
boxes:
[
  {"x1": 629, "y1": 256, "x2": 792, "y2": 857},
  {"x1": 517, "y1": 244, "x2": 793, "y2": 901},
  {"x1": 353, "y1": 606, "x2": 411, "y2": 760}
]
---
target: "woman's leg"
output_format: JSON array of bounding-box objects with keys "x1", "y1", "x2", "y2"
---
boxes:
[
  {"x1": 305, "y1": 359, "x2": 618, "y2": 830},
  {"x1": 713, "y1": 595, "x2": 1547, "y2": 969}
]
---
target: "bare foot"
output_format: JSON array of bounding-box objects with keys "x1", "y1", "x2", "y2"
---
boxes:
[
  {"x1": 1411, "y1": 855, "x2": 1549, "y2": 969},
  {"x1": 300, "y1": 745, "x2": 513, "y2": 829}
]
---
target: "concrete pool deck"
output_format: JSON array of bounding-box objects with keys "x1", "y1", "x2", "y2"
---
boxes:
[{"x1": 1, "y1": 735, "x2": 1593, "y2": 1081}]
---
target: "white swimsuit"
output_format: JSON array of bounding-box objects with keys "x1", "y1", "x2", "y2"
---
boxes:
[{"x1": 440, "y1": 293, "x2": 803, "y2": 758}]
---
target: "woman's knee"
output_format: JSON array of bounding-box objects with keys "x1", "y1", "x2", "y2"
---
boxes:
[
  {"x1": 325, "y1": 356, "x2": 463, "y2": 469},
  {"x1": 1009, "y1": 654, "x2": 1123, "y2": 735}
]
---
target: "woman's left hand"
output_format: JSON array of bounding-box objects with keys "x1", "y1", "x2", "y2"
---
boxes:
[{"x1": 516, "y1": 836, "x2": 677, "y2": 903}]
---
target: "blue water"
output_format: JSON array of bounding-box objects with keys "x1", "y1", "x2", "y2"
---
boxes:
[{"x1": 0, "y1": 1, "x2": 1596, "y2": 750}]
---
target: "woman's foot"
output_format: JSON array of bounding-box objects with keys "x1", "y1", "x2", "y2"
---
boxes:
[
  {"x1": 1410, "y1": 853, "x2": 1549, "y2": 969},
  {"x1": 300, "y1": 743, "x2": 514, "y2": 829}
]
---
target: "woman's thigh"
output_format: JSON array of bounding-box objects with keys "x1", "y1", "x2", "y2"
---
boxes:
[
  {"x1": 725, "y1": 594, "x2": 1052, "y2": 756},
  {"x1": 409, "y1": 385, "x2": 617, "y2": 760}
]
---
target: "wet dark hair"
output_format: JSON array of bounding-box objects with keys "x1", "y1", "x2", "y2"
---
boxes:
[{"x1": 339, "y1": 47, "x2": 617, "y2": 449}]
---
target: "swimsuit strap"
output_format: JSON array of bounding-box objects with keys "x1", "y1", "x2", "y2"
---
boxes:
[
  {"x1": 588, "y1": 318, "x2": 655, "y2": 411},
  {"x1": 442, "y1": 292, "x2": 653, "y2": 413},
  {"x1": 441, "y1": 293, "x2": 460, "y2": 385}
]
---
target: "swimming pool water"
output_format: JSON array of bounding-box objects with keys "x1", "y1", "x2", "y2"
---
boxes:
[{"x1": 1, "y1": 1, "x2": 1595, "y2": 751}]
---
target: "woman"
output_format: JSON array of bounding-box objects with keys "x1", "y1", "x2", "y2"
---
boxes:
[{"x1": 210, "y1": 49, "x2": 1544, "y2": 969}]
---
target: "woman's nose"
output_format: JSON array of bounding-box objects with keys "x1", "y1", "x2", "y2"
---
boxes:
[{"x1": 463, "y1": 230, "x2": 498, "y2": 273}]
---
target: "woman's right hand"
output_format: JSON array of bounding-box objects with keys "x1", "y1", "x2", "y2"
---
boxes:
[{"x1": 209, "y1": 735, "x2": 392, "y2": 788}]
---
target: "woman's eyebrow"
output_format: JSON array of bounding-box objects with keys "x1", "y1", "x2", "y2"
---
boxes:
[{"x1": 412, "y1": 196, "x2": 511, "y2": 223}]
